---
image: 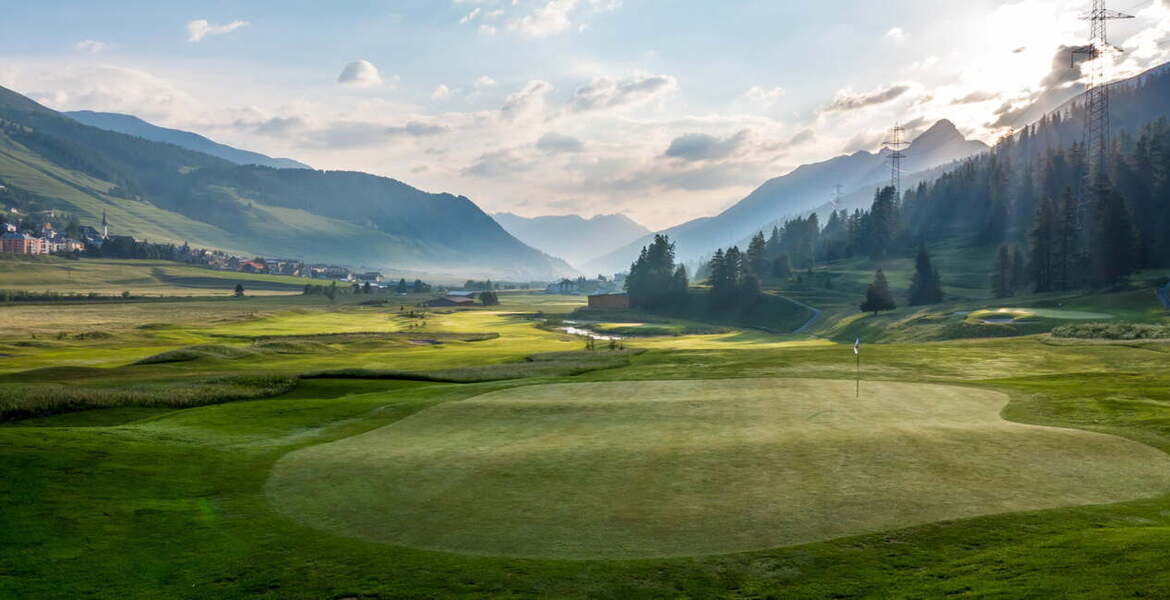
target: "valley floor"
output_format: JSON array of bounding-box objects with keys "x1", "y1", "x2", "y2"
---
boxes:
[{"x1": 3, "y1": 285, "x2": 1170, "y2": 598}]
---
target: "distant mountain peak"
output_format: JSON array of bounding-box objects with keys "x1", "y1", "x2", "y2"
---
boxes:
[{"x1": 910, "y1": 119, "x2": 963, "y2": 148}]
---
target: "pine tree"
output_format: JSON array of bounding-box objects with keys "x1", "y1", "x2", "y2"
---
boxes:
[
  {"x1": 1092, "y1": 185, "x2": 1139, "y2": 284},
  {"x1": 1010, "y1": 245, "x2": 1028, "y2": 293},
  {"x1": 234, "y1": 283, "x2": 245, "y2": 297},
  {"x1": 859, "y1": 269, "x2": 896, "y2": 315},
  {"x1": 907, "y1": 243, "x2": 943, "y2": 305},
  {"x1": 868, "y1": 186, "x2": 899, "y2": 260},
  {"x1": 992, "y1": 245, "x2": 1014, "y2": 298},
  {"x1": 746, "y1": 232, "x2": 768, "y2": 275},
  {"x1": 771, "y1": 254, "x2": 792, "y2": 279}
]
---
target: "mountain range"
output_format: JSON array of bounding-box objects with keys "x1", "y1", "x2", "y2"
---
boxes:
[
  {"x1": 65, "y1": 110, "x2": 312, "y2": 170},
  {"x1": 584, "y1": 119, "x2": 989, "y2": 274},
  {"x1": 0, "y1": 86, "x2": 573, "y2": 280},
  {"x1": 492, "y1": 212, "x2": 650, "y2": 271}
]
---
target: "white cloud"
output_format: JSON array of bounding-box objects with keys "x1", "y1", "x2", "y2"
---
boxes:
[
  {"x1": 569, "y1": 73, "x2": 678, "y2": 112},
  {"x1": 742, "y1": 85, "x2": 784, "y2": 106},
  {"x1": 537, "y1": 132, "x2": 585, "y2": 153},
  {"x1": 337, "y1": 60, "x2": 383, "y2": 87},
  {"x1": 431, "y1": 84, "x2": 451, "y2": 101},
  {"x1": 509, "y1": 0, "x2": 580, "y2": 37},
  {"x1": 885, "y1": 27, "x2": 906, "y2": 42},
  {"x1": 821, "y1": 84, "x2": 912, "y2": 113},
  {"x1": 459, "y1": 8, "x2": 481, "y2": 24},
  {"x1": 479, "y1": 23, "x2": 498, "y2": 36},
  {"x1": 474, "y1": 75, "x2": 497, "y2": 93},
  {"x1": 663, "y1": 130, "x2": 752, "y2": 162},
  {"x1": 500, "y1": 80, "x2": 553, "y2": 121},
  {"x1": 186, "y1": 19, "x2": 249, "y2": 42},
  {"x1": 74, "y1": 40, "x2": 107, "y2": 55}
]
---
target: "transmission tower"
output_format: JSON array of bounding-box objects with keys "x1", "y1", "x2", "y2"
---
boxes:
[
  {"x1": 833, "y1": 184, "x2": 843, "y2": 212},
  {"x1": 1071, "y1": 0, "x2": 1133, "y2": 175},
  {"x1": 883, "y1": 124, "x2": 908, "y2": 201}
]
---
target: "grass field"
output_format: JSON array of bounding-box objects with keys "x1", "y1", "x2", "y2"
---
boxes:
[
  {"x1": 4, "y1": 267, "x2": 1170, "y2": 597},
  {"x1": 0, "y1": 255, "x2": 310, "y2": 296},
  {"x1": 268, "y1": 378, "x2": 1170, "y2": 559}
]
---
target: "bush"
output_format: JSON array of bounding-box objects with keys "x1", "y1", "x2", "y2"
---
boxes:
[{"x1": 1051, "y1": 322, "x2": 1170, "y2": 340}]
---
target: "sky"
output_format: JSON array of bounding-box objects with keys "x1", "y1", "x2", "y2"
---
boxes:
[{"x1": 2, "y1": 0, "x2": 1169, "y2": 230}]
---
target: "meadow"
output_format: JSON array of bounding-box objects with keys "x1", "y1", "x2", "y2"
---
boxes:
[{"x1": 3, "y1": 258, "x2": 1170, "y2": 598}]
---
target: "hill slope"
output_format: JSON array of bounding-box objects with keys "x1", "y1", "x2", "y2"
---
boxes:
[
  {"x1": 585, "y1": 120, "x2": 987, "y2": 273},
  {"x1": 0, "y1": 86, "x2": 572, "y2": 280},
  {"x1": 493, "y1": 212, "x2": 650, "y2": 270},
  {"x1": 64, "y1": 110, "x2": 311, "y2": 170}
]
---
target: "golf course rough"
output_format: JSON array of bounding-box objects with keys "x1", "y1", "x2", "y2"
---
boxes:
[{"x1": 266, "y1": 378, "x2": 1170, "y2": 559}]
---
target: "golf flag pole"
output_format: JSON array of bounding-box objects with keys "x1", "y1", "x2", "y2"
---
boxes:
[{"x1": 853, "y1": 337, "x2": 860, "y2": 397}]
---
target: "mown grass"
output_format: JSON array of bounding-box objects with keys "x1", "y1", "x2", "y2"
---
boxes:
[{"x1": 3, "y1": 290, "x2": 1170, "y2": 597}]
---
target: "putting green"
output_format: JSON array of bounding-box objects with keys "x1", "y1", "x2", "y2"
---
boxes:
[{"x1": 266, "y1": 379, "x2": 1170, "y2": 559}]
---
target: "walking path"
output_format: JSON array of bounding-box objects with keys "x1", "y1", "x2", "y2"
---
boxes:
[{"x1": 789, "y1": 297, "x2": 823, "y2": 334}]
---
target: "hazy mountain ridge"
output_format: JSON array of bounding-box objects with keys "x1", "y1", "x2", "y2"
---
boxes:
[
  {"x1": 0, "y1": 86, "x2": 573, "y2": 280},
  {"x1": 585, "y1": 119, "x2": 989, "y2": 274},
  {"x1": 493, "y1": 212, "x2": 650, "y2": 270},
  {"x1": 65, "y1": 110, "x2": 312, "y2": 170}
]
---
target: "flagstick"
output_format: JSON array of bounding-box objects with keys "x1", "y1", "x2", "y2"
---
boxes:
[{"x1": 856, "y1": 349, "x2": 860, "y2": 398}]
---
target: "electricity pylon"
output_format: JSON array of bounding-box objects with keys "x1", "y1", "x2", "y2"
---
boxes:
[{"x1": 1071, "y1": 0, "x2": 1133, "y2": 176}]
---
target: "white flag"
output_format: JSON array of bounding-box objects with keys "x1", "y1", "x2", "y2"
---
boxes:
[{"x1": 853, "y1": 337, "x2": 860, "y2": 355}]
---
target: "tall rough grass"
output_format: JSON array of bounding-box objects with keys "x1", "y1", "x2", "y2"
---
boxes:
[
  {"x1": 0, "y1": 375, "x2": 298, "y2": 421},
  {"x1": 1051, "y1": 322, "x2": 1170, "y2": 340}
]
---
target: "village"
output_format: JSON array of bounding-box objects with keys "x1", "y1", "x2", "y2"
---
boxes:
[{"x1": 2, "y1": 206, "x2": 630, "y2": 306}]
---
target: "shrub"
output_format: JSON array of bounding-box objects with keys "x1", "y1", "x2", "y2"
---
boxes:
[{"x1": 1051, "y1": 322, "x2": 1170, "y2": 340}]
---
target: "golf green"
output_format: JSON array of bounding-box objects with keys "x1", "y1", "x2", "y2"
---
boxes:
[{"x1": 266, "y1": 379, "x2": 1170, "y2": 559}]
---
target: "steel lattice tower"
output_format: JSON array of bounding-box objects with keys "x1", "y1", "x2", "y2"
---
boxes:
[
  {"x1": 884, "y1": 124, "x2": 908, "y2": 201},
  {"x1": 1072, "y1": 0, "x2": 1133, "y2": 175}
]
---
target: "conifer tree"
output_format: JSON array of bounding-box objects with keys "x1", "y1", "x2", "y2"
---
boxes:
[
  {"x1": 771, "y1": 254, "x2": 792, "y2": 279},
  {"x1": 907, "y1": 243, "x2": 943, "y2": 305},
  {"x1": 992, "y1": 245, "x2": 1014, "y2": 298},
  {"x1": 746, "y1": 232, "x2": 768, "y2": 275},
  {"x1": 859, "y1": 269, "x2": 896, "y2": 315}
]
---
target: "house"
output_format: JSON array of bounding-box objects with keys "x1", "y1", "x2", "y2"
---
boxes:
[
  {"x1": 239, "y1": 260, "x2": 266, "y2": 273},
  {"x1": 424, "y1": 296, "x2": 477, "y2": 307},
  {"x1": 588, "y1": 293, "x2": 630, "y2": 309},
  {"x1": 357, "y1": 271, "x2": 384, "y2": 283},
  {"x1": 1, "y1": 232, "x2": 46, "y2": 254}
]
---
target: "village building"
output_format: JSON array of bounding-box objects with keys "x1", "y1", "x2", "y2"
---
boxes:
[{"x1": 588, "y1": 293, "x2": 630, "y2": 309}]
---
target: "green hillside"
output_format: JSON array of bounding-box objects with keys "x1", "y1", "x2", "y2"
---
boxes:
[{"x1": 0, "y1": 86, "x2": 572, "y2": 280}]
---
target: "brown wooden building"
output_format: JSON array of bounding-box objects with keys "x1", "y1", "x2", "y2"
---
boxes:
[{"x1": 587, "y1": 293, "x2": 630, "y2": 309}]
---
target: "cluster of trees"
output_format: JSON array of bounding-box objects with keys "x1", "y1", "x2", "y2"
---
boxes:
[
  {"x1": 706, "y1": 246, "x2": 763, "y2": 309},
  {"x1": 479, "y1": 290, "x2": 500, "y2": 306},
  {"x1": 739, "y1": 185, "x2": 906, "y2": 282},
  {"x1": 394, "y1": 278, "x2": 432, "y2": 294},
  {"x1": 857, "y1": 243, "x2": 944, "y2": 315},
  {"x1": 991, "y1": 244, "x2": 1029, "y2": 298},
  {"x1": 902, "y1": 117, "x2": 1170, "y2": 288},
  {"x1": 625, "y1": 234, "x2": 688, "y2": 309},
  {"x1": 463, "y1": 279, "x2": 495, "y2": 291}
]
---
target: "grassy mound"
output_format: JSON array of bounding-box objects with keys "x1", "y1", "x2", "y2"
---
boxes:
[
  {"x1": 134, "y1": 344, "x2": 260, "y2": 365},
  {"x1": 266, "y1": 378, "x2": 1170, "y2": 559}
]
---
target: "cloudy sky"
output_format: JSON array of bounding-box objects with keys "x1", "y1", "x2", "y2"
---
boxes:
[{"x1": 2, "y1": 0, "x2": 1169, "y2": 229}]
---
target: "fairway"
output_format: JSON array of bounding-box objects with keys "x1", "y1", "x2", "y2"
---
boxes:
[{"x1": 267, "y1": 378, "x2": 1170, "y2": 559}]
